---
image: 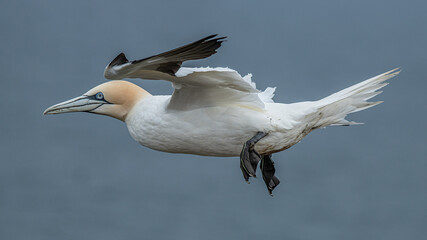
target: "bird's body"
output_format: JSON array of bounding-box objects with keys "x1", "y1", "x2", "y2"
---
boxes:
[
  {"x1": 44, "y1": 35, "x2": 399, "y2": 194},
  {"x1": 126, "y1": 91, "x2": 314, "y2": 157},
  {"x1": 127, "y1": 95, "x2": 284, "y2": 157},
  {"x1": 124, "y1": 65, "x2": 398, "y2": 157},
  {"x1": 127, "y1": 95, "x2": 265, "y2": 156}
]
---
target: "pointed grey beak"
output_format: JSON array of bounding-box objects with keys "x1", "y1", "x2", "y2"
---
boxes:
[{"x1": 43, "y1": 95, "x2": 106, "y2": 115}]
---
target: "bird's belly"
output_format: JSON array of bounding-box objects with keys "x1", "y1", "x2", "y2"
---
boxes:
[
  {"x1": 128, "y1": 119, "x2": 257, "y2": 157},
  {"x1": 126, "y1": 103, "x2": 306, "y2": 157},
  {"x1": 136, "y1": 131, "x2": 245, "y2": 157},
  {"x1": 130, "y1": 126, "x2": 301, "y2": 157},
  {"x1": 125, "y1": 106, "x2": 283, "y2": 157}
]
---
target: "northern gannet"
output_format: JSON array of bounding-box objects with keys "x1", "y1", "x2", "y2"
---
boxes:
[{"x1": 44, "y1": 35, "x2": 400, "y2": 195}]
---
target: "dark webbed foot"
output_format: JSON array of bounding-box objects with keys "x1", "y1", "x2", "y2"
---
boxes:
[
  {"x1": 260, "y1": 154, "x2": 280, "y2": 196},
  {"x1": 240, "y1": 132, "x2": 268, "y2": 183}
]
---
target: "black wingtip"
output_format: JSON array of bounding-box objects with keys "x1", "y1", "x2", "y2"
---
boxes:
[
  {"x1": 199, "y1": 34, "x2": 227, "y2": 57},
  {"x1": 202, "y1": 34, "x2": 219, "y2": 40},
  {"x1": 200, "y1": 34, "x2": 227, "y2": 43},
  {"x1": 108, "y1": 52, "x2": 129, "y2": 67}
]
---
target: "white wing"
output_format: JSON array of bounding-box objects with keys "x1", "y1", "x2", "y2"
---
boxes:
[{"x1": 104, "y1": 35, "x2": 273, "y2": 110}]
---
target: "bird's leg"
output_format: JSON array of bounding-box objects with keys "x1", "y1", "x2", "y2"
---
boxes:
[
  {"x1": 260, "y1": 154, "x2": 280, "y2": 196},
  {"x1": 240, "y1": 131, "x2": 268, "y2": 183}
]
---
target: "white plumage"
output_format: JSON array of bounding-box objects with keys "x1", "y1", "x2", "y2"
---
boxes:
[
  {"x1": 44, "y1": 35, "x2": 400, "y2": 194},
  {"x1": 123, "y1": 67, "x2": 399, "y2": 156}
]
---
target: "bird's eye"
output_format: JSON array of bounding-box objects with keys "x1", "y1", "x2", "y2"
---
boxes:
[{"x1": 95, "y1": 92, "x2": 104, "y2": 100}]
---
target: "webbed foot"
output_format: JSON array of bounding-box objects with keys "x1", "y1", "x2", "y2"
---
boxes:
[
  {"x1": 260, "y1": 154, "x2": 280, "y2": 196},
  {"x1": 239, "y1": 132, "x2": 268, "y2": 183}
]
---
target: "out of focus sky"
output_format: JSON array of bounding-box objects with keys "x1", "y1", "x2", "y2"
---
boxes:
[{"x1": 1, "y1": 0, "x2": 426, "y2": 239}]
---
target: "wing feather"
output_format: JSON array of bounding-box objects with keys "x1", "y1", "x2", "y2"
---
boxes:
[
  {"x1": 103, "y1": 35, "x2": 274, "y2": 111},
  {"x1": 104, "y1": 34, "x2": 225, "y2": 79}
]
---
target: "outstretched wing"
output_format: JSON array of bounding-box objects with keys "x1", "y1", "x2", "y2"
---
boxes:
[
  {"x1": 104, "y1": 34, "x2": 225, "y2": 80},
  {"x1": 104, "y1": 35, "x2": 272, "y2": 111}
]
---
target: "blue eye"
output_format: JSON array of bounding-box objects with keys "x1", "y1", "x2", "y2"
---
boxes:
[{"x1": 95, "y1": 92, "x2": 104, "y2": 100}]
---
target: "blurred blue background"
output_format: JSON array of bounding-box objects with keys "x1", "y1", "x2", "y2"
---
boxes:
[{"x1": 1, "y1": 0, "x2": 426, "y2": 239}]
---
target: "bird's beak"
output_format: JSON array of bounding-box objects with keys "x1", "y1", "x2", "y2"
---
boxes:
[{"x1": 43, "y1": 95, "x2": 106, "y2": 115}]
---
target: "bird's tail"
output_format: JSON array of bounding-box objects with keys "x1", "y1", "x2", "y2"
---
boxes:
[{"x1": 307, "y1": 68, "x2": 400, "y2": 129}]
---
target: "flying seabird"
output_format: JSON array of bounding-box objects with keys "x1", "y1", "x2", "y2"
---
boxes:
[{"x1": 44, "y1": 35, "x2": 400, "y2": 195}]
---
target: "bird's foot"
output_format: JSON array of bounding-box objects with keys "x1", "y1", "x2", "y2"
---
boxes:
[
  {"x1": 240, "y1": 132, "x2": 268, "y2": 183},
  {"x1": 260, "y1": 154, "x2": 280, "y2": 196}
]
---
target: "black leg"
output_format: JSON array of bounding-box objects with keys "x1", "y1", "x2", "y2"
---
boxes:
[
  {"x1": 240, "y1": 132, "x2": 268, "y2": 183},
  {"x1": 260, "y1": 154, "x2": 280, "y2": 196}
]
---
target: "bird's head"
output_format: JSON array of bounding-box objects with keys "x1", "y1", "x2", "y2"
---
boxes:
[{"x1": 43, "y1": 80, "x2": 150, "y2": 121}]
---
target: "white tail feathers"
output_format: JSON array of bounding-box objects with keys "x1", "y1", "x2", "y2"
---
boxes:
[{"x1": 311, "y1": 68, "x2": 400, "y2": 128}]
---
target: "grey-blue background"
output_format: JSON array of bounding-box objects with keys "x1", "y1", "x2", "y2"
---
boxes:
[{"x1": 1, "y1": 0, "x2": 426, "y2": 239}]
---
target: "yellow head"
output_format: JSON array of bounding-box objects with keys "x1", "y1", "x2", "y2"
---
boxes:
[{"x1": 44, "y1": 80, "x2": 151, "y2": 121}]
